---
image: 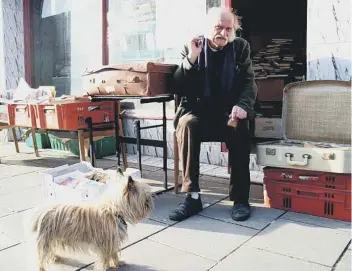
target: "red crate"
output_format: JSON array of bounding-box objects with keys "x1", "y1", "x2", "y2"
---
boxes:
[
  {"x1": 264, "y1": 167, "x2": 351, "y2": 191},
  {"x1": 7, "y1": 104, "x2": 36, "y2": 127},
  {"x1": 264, "y1": 179, "x2": 352, "y2": 221},
  {"x1": 33, "y1": 101, "x2": 115, "y2": 130},
  {"x1": 0, "y1": 104, "x2": 9, "y2": 124}
]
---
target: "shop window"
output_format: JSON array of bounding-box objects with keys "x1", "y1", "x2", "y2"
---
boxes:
[
  {"x1": 126, "y1": 34, "x2": 148, "y2": 51},
  {"x1": 32, "y1": 0, "x2": 102, "y2": 96},
  {"x1": 108, "y1": 0, "x2": 222, "y2": 65}
]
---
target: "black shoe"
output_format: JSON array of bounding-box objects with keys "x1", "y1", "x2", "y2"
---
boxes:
[
  {"x1": 231, "y1": 203, "x2": 251, "y2": 221},
  {"x1": 169, "y1": 194, "x2": 203, "y2": 221}
]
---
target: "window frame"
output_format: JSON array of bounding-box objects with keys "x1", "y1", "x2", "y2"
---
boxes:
[{"x1": 23, "y1": 0, "x2": 230, "y2": 87}]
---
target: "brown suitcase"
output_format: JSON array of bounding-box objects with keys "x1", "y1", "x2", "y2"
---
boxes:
[
  {"x1": 82, "y1": 62, "x2": 177, "y2": 97},
  {"x1": 256, "y1": 78, "x2": 285, "y2": 101}
]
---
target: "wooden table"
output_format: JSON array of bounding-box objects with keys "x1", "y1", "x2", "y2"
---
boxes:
[{"x1": 0, "y1": 123, "x2": 39, "y2": 157}]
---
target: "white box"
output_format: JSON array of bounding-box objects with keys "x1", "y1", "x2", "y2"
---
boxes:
[
  {"x1": 254, "y1": 117, "x2": 283, "y2": 139},
  {"x1": 40, "y1": 162, "x2": 116, "y2": 204}
]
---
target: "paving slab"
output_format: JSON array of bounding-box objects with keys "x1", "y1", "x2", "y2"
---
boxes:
[
  {"x1": 148, "y1": 193, "x2": 185, "y2": 225},
  {"x1": 0, "y1": 244, "x2": 29, "y2": 271},
  {"x1": 0, "y1": 209, "x2": 34, "y2": 242},
  {"x1": 0, "y1": 233, "x2": 20, "y2": 251},
  {"x1": 82, "y1": 239, "x2": 215, "y2": 271},
  {"x1": 0, "y1": 142, "x2": 35, "y2": 157},
  {"x1": 335, "y1": 249, "x2": 352, "y2": 271},
  {"x1": 149, "y1": 215, "x2": 258, "y2": 261},
  {"x1": 0, "y1": 164, "x2": 38, "y2": 180},
  {"x1": 45, "y1": 251, "x2": 98, "y2": 271},
  {"x1": 250, "y1": 184, "x2": 264, "y2": 202},
  {"x1": 137, "y1": 155, "x2": 175, "y2": 171},
  {"x1": 138, "y1": 177, "x2": 173, "y2": 194},
  {"x1": 39, "y1": 149, "x2": 77, "y2": 157},
  {"x1": 106, "y1": 154, "x2": 163, "y2": 172},
  {"x1": 281, "y1": 211, "x2": 352, "y2": 232},
  {"x1": 0, "y1": 172, "x2": 42, "y2": 194},
  {"x1": 210, "y1": 245, "x2": 331, "y2": 271},
  {"x1": 245, "y1": 218, "x2": 351, "y2": 267},
  {"x1": 202, "y1": 165, "x2": 230, "y2": 179},
  {"x1": 141, "y1": 169, "x2": 176, "y2": 187},
  {"x1": 169, "y1": 174, "x2": 263, "y2": 204},
  {"x1": 0, "y1": 153, "x2": 42, "y2": 165},
  {"x1": 28, "y1": 156, "x2": 81, "y2": 168},
  {"x1": 0, "y1": 206, "x2": 12, "y2": 218},
  {"x1": 169, "y1": 177, "x2": 229, "y2": 205},
  {"x1": 200, "y1": 199, "x2": 284, "y2": 230},
  {"x1": 88, "y1": 158, "x2": 118, "y2": 170},
  {"x1": 123, "y1": 219, "x2": 168, "y2": 248},
  {"x1": 0, "y1": 242, "x2": 90, "y2": 271},
  {"x1": 0, "y1": 186, "x2": 44, "y2": 212},
  {"x1": 198, "y1": 173, "x2": 229, "y2": 185}
]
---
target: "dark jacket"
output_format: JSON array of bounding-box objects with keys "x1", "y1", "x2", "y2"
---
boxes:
[{"x1": 172, "y1": 37, "x2": 257, "y2": 128}]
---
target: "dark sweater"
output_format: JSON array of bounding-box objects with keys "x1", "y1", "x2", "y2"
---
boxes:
[
  {"x1": 203, "y1": 46, "x2": 226, "y2": 118},
  {"x1": 172, "y1": 37, "x2": 258, "y2": 129}
]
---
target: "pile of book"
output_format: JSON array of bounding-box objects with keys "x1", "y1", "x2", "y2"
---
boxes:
[{"x1": 252, "y1": 38, "x2": 304, "y2": 80}]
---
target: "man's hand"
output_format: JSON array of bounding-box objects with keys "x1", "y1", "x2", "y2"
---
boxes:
[
  {"x1": 231, "y1": 105, "x2": 247, "y2": 120},
  {"x1": 188, "y1": 36, "x2": 203, "y2": 64}
]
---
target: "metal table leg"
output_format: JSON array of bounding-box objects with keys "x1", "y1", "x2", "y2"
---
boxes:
[
  {"x1": 85, "y1": 117, "x2": 95, "y2": 167},
  {"x1": 162, "y1": 101, "x2": 168, "y2": 190},
  {"x1": 134, "y1": 120, "x2": 142, "y2": 177},
  {"x1": 114, "y1": 101, "x2": 121, "y2": 167},
  {"x1": 89, "y1": 94, "x2": 174, "y2": 192}
]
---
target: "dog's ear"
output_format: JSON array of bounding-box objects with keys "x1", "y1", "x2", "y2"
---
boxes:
[
  {"x1": 116, "y1": 167, "x2": 124, "y2": 176},
  {"x1": 127, "y1": 175, "x2": 135, "y2": 190}
]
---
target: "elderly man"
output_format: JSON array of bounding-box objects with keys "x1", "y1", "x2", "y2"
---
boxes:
[{"x1": 170, "y1": 7, "x2": 257, "y2": 222}]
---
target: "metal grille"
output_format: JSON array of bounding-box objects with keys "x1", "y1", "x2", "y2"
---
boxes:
[{"x1": 282, "y1": 80, "x2": 351, "y2": 144}]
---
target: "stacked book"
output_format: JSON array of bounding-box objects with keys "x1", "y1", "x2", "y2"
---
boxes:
[{"x1": 252, "y1": 38, "x2": 304, "y2": 80}]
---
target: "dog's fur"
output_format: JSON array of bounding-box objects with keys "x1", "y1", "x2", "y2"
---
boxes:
[{"x1": 29, "y1": 168, "x2": 154, "y2": 271}]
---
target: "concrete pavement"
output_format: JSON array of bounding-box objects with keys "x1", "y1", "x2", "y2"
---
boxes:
[{"x1": 0, "y1": 142, "x2": 351, "y2": 271}]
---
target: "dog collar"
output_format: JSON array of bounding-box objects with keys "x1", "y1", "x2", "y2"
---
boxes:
[{"x1": 118, "y1": 215, "x2": 127, "y2": 228}]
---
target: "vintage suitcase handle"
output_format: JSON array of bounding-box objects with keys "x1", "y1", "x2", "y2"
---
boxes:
[{"x1": 285, "y1": 153, "x2": 311, "y2": 166}]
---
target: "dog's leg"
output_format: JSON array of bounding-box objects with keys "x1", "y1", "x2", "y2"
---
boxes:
[
  {"x1": 37, "y1": 237, "x2": 56, "y2": 271},
  {"x1": 109, "y1": 251, "x2": 126, "y2": 269},
  {"x1": 94, "y1": 255, "x2": 111, "y2": 271},
  {"x1": 53, "y1": 255, "x2": 64, "y2": 263},
  {"x1": 38, "y1": 250, "x2": 56, "y2": 271}
]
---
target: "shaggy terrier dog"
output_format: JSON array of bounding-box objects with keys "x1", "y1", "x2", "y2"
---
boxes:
[{"x1": 28, "y1": 168, "x2": 154, "y2": 271}]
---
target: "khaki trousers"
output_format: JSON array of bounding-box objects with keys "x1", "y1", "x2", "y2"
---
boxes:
[{"x1": 176, "y1": 114, "x2": 251, "y2": 204}]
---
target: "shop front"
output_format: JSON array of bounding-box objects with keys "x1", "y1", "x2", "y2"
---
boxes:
[{"x1": 0, "y1": 0, "x2": 350, "y2": 166}]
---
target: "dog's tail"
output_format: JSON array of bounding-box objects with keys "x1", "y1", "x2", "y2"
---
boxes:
[
  {"x1": 23, "y1": 204, "x2": 54, "y2": 237},
  {"x1": 22, "y1": 208, "x2": 41, "y2": 238},
  {"x1": 31, "y1": 213, "x2": 41, "y2": 233}
]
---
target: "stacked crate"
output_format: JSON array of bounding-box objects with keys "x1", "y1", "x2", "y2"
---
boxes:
[
  {"x1": 33, "y1": 100, "x2": 115, "y2": 130},
  {"x1": 256, "y1": 80, "x2": 351, "y2": 222},
  {"x1": 263, "y1": 167, "x2": 351, "y2": 221}
]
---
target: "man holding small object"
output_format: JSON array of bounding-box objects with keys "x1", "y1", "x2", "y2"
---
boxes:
[{"x1": 170, "y1": 7, "x2": 257, "y2": 222}]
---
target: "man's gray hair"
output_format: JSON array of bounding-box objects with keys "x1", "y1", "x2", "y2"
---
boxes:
[{"x1": 204, "y1": 7, "x2": 242, "y2": 42}]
